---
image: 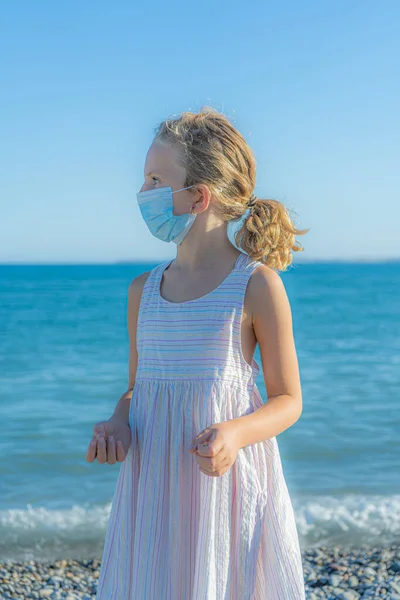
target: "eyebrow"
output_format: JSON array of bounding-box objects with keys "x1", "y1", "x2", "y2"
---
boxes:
[{"x1": 145, "y1": 171, "x2": 163, "y2": 178}]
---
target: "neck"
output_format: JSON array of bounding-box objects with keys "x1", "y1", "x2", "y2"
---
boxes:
[{"x1": 174, "y1": 219, "x2": 240, "y2": 271}]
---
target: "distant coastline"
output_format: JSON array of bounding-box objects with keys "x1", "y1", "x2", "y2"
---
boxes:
[
  {"x1": 114, "y1": 257, "x2": 400, "y2": 265},
  {"x1": 0, "y1": 258, "x2": 399, "y2": 267}
]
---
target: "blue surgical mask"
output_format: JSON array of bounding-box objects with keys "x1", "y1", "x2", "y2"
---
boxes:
[
  {"x1": 136, "y1": 185, "x2": 196, "y2": 245},
  {"x1": 227, "y1": 208, "x2": 251, "y2": 254}
]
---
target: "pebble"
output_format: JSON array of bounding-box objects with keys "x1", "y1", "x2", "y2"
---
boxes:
[
  {"x1": 0, "y1": 545, "x2": 399, "y2": 598},
  {"x1": 302, "y1": 544, "x2": 400, "y2": 599},
  {"x1": 348, "y1": 575, "x2": 359, "y2": 588}
]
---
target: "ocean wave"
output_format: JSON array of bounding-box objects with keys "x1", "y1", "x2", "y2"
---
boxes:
[{"x1": 1, "y1": 494, "x2": 400, "y2": 561}]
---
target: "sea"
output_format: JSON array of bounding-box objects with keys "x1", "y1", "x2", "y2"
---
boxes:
[{"x1": 1, "y1": 260, "x2": 399, "y2": 562}]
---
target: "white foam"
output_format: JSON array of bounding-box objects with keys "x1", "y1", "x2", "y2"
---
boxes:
[
  {"x1": 0, "y1": 502, "x2": 111, "y2": 531},
  {"x1": 294, "y1": 494, "x2": 400, "y2": 547},
  {"x1": 1, "y1": 494, "x2": 400, "y2": 560}
]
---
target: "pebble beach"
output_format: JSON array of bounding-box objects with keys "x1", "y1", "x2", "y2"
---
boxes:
[{"x1": 1, "y1": 545, "x2": 400, "y2": 599}]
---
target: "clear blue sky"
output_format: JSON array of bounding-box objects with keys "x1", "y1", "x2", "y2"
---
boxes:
[{"x1": 1, "y1": 0, "x2": 399, "y2": 263}]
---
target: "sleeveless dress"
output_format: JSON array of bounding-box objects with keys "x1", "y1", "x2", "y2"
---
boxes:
[{"x1": 96, "y1": 252, "x2": 305, "y2": 600}]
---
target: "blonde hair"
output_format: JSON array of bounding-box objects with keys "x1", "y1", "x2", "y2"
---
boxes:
[{"x1": 154, "y1": 106, "x2": 310, "y2": 271}]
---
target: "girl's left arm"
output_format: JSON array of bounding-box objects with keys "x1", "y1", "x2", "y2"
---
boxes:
[{"x1": 233, "y1": 265, "x2": 303, "y2": 449}]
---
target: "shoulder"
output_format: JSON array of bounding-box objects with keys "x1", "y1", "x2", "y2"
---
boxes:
[
  {"x1": 246, "y1": 263, "x2": 292, "y2": 323},
  {"x1": 247, "y1": 263, "x2": 285, "y2": 297},
  {"x1": 127, "y1": 261, "x2": 166, "y2": 306},
  {"x1": 128, "y1": 269, "x2": 153, "y2": 309},
  {"x1": 127, "y1": 270, "x2": 152, "y2": 329},
  {"x1": 128, "y1": 270, "x2": 152, "y2": 298}
]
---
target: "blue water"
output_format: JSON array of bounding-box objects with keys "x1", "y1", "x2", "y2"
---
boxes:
[{"x1": 1, "y1": 261, "x2": 399, "y2": 561}]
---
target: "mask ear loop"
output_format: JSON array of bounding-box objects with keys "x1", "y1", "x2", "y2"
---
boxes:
[{"x1": 188, "y1": 183, "x2": 198, "y2": 216}]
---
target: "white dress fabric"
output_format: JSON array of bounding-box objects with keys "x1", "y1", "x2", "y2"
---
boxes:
[{"x1": 96, "y1": 252, "x2": 306, "y2": 599}]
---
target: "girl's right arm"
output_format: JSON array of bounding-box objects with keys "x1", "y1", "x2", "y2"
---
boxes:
[
  {"x1": 109, "y1": 271, "x2": 151, "y2": 425},
  {"x1": 86, "y1": 271, "x2": 150, "y2": 464}
]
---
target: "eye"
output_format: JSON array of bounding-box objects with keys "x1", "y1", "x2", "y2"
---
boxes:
[{"x1": 152, "y1": 176, "x2": 159, "y2": 185}]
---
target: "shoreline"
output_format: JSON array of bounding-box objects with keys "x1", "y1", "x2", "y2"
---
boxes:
[{"x1": 0, "y1": 544, "x2": 399, "y2": 599}]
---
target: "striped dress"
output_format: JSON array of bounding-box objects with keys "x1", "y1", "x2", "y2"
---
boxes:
[{"x1": 96, "y1": 252, "x2": 306, "y2": 600}]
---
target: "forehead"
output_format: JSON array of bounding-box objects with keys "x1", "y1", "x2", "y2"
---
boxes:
[{"x1": 144, "y1": 140, "x2": 186, "y2": 179}]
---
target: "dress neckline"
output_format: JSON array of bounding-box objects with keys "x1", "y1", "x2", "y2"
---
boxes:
[{"x1": 158, "y1": 252, "x2": 246, "y2": 306}]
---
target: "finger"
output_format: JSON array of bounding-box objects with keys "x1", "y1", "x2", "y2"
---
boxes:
[
  {"x1": 116, "y1": 440, "x2": 126, "y2": 462},
  {"x1": 207, "y1": 436, "x2": 224, "y2": 456},
  {"x1": 199, "y1": 467, "x2": 211, "y2": 476},
  {"x1": 199, "y1": 465, "x2": 229, "y2": 477},
  {"x1": 192, "y1": 429, "x2": 207, "y2": 442},
  {"x1": 189, "y1": 432, "x2": 210, "y2": 453},
  {"x1": 194, "y1": 427, "x2": 221, "y2": 455},
  {"x1": 196, "y1": 453, "x2": 229, "y2": 472},
  {"x1": 97, "y1": 436, "x2": 107, "y2": 464},
  {"x1": 195, "y1": 455, "x2": 216, "y2": 472},
  {"x1": 189, "y1": 427, "x2": 213, "y2": 450},
  {"x1": 86, "y1": 439, "x2": 97, "y2": 462},
  {"x1": 93, "y1": 423, "x2": 105, "y2": 438},
  {"x1": 196, "y1": 439, "x2": 224, "y2": 457},
  {"x1": 107, "y1": 436, "x2": 117, "y2": 465},
  {"x1": 199, "y1": 467, "x2": 219, "y2": 477},
  {"x1": 195, "y1": 439, "x2": 211, "y2": 455}
]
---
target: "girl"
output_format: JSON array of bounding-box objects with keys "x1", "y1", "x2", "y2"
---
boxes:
[{"x1": 86, "y1": 107, "x2": 309, "y2": 599}]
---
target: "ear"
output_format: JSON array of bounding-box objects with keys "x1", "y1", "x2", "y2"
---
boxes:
[{"x1": 191, "y1": 184, "x2": 212, "y2": 215}]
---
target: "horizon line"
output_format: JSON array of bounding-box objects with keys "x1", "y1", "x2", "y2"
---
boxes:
[{"x1": 0, "y1": 257, "x2": 399, "y2": 267}]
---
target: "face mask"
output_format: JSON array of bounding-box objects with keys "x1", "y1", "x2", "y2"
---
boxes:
[
  {"x1": 137, "y1": 185, "x2": 196, "y2": 245},
  {"x1": 227, "y1": 208, "x2": 251, "y2": 254}
]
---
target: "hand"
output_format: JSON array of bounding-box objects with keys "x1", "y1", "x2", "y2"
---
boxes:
[
  {"x1": 86, "y1": 418, "x2": 131, "y2": 465},
  {"x1": 188, "y1": 420, "x2": 241, "y2": 477}
]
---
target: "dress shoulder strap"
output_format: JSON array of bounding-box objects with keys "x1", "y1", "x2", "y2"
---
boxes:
[
  {"x1": 234, "y1": 253, "x2": 264, "y2": 289},
  {"x1": 142, "y1": 260, "x2": 168, "y2": 294},
  {"x1": 137, "y1": 260, "x2": 169, "y2": 321},
  {"x1": 230, "y1": 254, "x2": 264, "y2": 323}
]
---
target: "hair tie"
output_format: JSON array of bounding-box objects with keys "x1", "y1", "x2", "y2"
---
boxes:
[{"x1": 247, "y1": 193, "x2": 257, "y2": 208}]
